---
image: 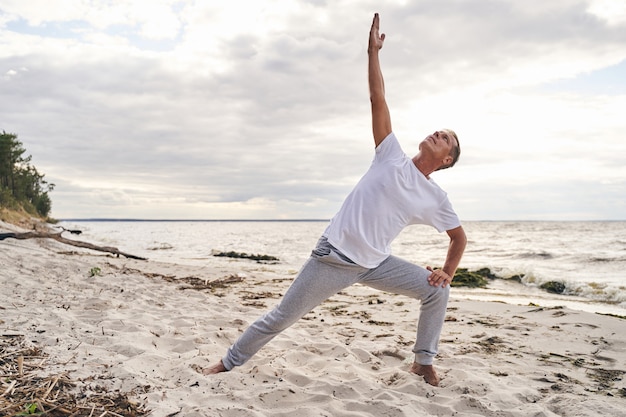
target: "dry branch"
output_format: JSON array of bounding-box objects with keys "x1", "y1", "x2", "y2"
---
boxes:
[
  {"x1": 0, "y1": 230, "x2": 147, "y2": 260},
  {"x1": 0, "y1": 335, "x2": 148, "y2": 416}
]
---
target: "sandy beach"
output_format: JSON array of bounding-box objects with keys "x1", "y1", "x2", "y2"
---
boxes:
[{"x1": 1, "y1": 220, "x2": 625, "y2": 417}]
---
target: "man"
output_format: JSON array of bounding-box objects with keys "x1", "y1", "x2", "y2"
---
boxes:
[{"x1": 203, "y1": 13, "x2": 466, "y2": 387}]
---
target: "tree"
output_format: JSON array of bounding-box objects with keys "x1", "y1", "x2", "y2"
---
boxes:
[{"x1": 0, "y1": 131, "x2": 55, "y2": 218}]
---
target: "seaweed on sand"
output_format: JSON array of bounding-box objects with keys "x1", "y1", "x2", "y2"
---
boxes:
[{"x1": 213, "y1": 251, "x2": 280, "y2": 263}]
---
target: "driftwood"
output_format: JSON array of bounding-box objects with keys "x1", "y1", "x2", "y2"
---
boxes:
[{"x1": 0, "y1": 230, "x2": 147, "y2": 260}]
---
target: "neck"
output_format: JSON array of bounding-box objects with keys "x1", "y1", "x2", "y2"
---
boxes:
[{"x1": 412, "y1": 154, "x2": 436, "y2": 178}]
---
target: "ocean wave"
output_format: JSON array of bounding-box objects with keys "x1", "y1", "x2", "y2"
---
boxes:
[
  {"x1": 515, "y1": 251, "x2": 554, "y2": 260},
  {"x1": 147, "y1": 242, "x2": 174, "y2": 251},
  {"x1": 63, "y1": 220, "x2": 625, "y2": 312},
  {"x1": 569, "y1": 282, "x2": 626, "y2": 304},
  {"x1": 468, "y1": 270, "x2": 626, "y2": 306},
  {"x1": 519, "y1": 275, "x2": 626, "y2": 305},
  {"x1": 587, "y1": 256, "x2": 626, "y2": 263}
]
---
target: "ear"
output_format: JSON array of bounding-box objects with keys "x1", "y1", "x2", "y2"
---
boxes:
[{"x1": 442, "y1": 155, "x2": 453, "y2": 166}]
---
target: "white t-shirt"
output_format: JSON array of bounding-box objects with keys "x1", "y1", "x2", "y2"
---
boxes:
[{"x1": 323, "y1": 132, "x2": 461, "y2": 268}]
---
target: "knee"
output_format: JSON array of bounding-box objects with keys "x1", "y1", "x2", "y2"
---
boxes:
[
  {"x1": 441, "y1": 285, "x2": 451, "y2": 301},
  {"x1": 438, "y1": 285, "x2": 450, "y2": 301},
  {"x1": 424, "y1": 285, "x2": 449, "y2": 305}
]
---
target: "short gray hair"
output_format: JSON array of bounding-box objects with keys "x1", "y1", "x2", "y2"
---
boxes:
[{"x1": 437, "y1": 129, "x2": 460, "y2": 171}]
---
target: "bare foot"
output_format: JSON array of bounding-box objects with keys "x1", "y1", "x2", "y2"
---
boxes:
[
  {"x1": 409, "y1": 362, "x2": 440, "y2": 386},
  {"x1": 201, "y1": 360, "x2": 228, "y2": 375}
]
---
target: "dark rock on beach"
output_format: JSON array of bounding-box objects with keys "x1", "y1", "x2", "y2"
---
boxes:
[{"x1": 540, "y1": 281, "x2": 567, "y2": 294}]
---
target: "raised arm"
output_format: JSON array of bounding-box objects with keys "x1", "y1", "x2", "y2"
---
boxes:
[{"x1": 368, "y1": 13, "x2": 392, "y2": 148}]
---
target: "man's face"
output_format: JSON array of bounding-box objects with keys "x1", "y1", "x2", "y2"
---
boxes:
[{"x1": 421, "y1": 130, "x2": 455, "y2": 165}]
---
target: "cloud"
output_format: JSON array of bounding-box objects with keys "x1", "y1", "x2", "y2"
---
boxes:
[
  {"x1": 587, "y1": 0, "x2": 626, "y2": 25},
  {"x1": 0, "y1": 0, "x2": 625, "y2": 220}
]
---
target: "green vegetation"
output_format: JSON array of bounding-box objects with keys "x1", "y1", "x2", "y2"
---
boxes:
[
  {"x1": 451, "y1": 268, "x2": 572, "y2": 298},
  {"x1": 213, "y1": 251, "x2": 280, "y2": 263},
  {"x1": 15, "y1": 403, "x2": 39, "y2": 415},
  {"x1": 89, "y1": 266, "x2": 102, "y2": 277},
  {"x1": 451, "y1": 268, "x2": 489, "y2": 288},
  {"x1": 0, "y1": 131, "x2": 54, "y2": 220},
  {"x1": 451, "y1": 267, "x2": 526, "y2": 288}
]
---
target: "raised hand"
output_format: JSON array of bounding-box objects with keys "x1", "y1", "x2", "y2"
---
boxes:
[{"x1": 368, "y1": 13, "x2": 385, "y2": 53}]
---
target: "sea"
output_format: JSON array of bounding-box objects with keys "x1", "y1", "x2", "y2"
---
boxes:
[{"x1": 58, "y1": 220, "x2": 626, "y2": 317}]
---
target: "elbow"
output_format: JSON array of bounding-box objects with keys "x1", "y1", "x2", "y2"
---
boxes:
[
  {"x1": 369, "y1": 91, "x2": 385, "y2": 106},
  {"x1": 460, "y1": 229, "x2": 468, "y2": 245},
  {"x1": 458, "y1": 230, "x2": 468, "y2": 249},
  {"x1": 459, "y1": 234, "x2": 468, "y2": 255},
  {"x1": 449, "y1": 227, "x2": 467, "y2": 250}
]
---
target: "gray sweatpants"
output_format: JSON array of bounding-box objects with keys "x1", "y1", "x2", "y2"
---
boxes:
[{"x1": 222, "y1": 237, "x2": 450, "y2": 370}]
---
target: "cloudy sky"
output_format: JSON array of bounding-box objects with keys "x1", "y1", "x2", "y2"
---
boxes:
[{"x1": 1, "y1": 0, "x2": 625, "y2": 221}]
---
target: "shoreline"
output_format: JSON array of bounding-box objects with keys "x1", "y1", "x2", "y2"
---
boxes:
[
  {"x1": 57, "y1": 219, "x2": 626, "y2": 317},
  {"x1": 1, "y1": 220, "x2": 625, "y2": 416}
]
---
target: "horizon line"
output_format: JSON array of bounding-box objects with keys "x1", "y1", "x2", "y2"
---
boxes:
[{"x1": 58, "y1": 218, "x2": 626, "y2": 222}]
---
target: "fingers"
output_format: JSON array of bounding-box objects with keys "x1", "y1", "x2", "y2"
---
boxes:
[
  {"x1": 368, "y1": 20, "x2": 384, "y2": 51},
  {"x1": 371, "y1": 13, "x2": 382, "y2": 35},
  {"x1": 427, "y1": 267, "x2": 452, "y2": 288},
  {"x1": 371, "y1": 13, "x2": 379, "y2": 34},
  {"x1": 369, "y1": 13, "x2": 385, "y2": 50}
]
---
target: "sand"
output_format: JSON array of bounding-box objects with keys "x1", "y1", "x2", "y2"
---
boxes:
[{"x1": 1, "y1": 220, "x2": 625, "y2": 416}]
